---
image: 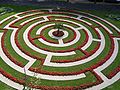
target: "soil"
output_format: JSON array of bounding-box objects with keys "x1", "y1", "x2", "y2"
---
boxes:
[{"x1": 52, "y1": 30, "x2": 64, "y2": 37}]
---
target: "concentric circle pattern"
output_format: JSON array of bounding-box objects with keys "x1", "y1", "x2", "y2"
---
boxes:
[{"x1": 0, "y1": 9, "x2": 120, "y2": 90}]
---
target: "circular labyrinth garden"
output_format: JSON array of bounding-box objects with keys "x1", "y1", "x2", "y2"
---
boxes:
[{"x1": 0, "y1": 9, "x2": 120, "y2": 90}]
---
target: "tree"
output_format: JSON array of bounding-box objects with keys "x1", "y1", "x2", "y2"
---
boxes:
[
  {"x1": 53, "y1": 23, "x2": 64, "y2": 35},
  {"x1": 23, "y1": 68, "x2": 28, "y2": 90},
  {"x1": 22, "y1": 68, "x2": 41, "y2": 90}
]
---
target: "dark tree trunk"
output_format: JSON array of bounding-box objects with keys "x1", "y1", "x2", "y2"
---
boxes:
[{"x1": 57, "y1": 28, "x2": 60, "y2": 35}]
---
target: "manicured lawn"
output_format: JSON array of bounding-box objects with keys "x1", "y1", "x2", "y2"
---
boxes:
[
  {"x1": 4, "y1": 30, "x2": 29, "y2": 66},
  {"x1": 102, "y1": 40, "x2": 120, "y2": 77},
  {"x1": 0, "y1": 3, "x2": 120, "y2": 90},
  {"x1": 0, "y1": 17, "x2": 17, "y2": 28},
  {"x1": 103, "y1": 80, "x2": 120, "y2": 90},
  {"x1": 0, "y1": 81, "x2": 15, "y2": 90}
]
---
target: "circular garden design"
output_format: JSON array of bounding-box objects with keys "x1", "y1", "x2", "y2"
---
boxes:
[{"x1": 0, "y1": 9, "x2": 120, "y2": 90}]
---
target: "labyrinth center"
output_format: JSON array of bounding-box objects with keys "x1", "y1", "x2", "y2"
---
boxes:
[{"x1": 0, "y1": 9, "x2": 120, "y2": 89}]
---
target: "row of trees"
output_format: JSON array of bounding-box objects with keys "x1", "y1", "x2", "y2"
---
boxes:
[
  {"x1": 89, "y1": 0, "x2": 120, "y2": 4},
  {"x1": 66, "y1": 0, "x2": 106, "y2": 4},
  {"x1": 92, "y1": 0, "x2": 105, "y2": 4}
]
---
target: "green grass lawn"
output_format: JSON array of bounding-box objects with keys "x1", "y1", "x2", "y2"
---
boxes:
[
  {"x1": 103, "y1": 80, "x2": 120, "y2": 90},
  {"x1": 0, "y1": 3, "x2": 120, "y2": 90},
  {"x1": 4, "y1": 30, "x2": 29, "y2": 66},
  {"x1": 0, "y1": 81, "x2": 15, "y2": 90}
]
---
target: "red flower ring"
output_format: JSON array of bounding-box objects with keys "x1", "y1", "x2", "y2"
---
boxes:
[
  {"x1": 27, "y1": 20, "x2": 89, "y2": 53},
  {"x1": 30, "y1": 22, "x2": 77, "y2": 44}
]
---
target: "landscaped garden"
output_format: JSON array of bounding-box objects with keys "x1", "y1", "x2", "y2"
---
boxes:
[{"x1": 0, "y1": 3, "x2": 120, "y2": 90}]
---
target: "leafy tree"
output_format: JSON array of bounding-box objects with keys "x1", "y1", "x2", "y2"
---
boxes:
[{"x1": 53, "y1": 23, "x2": 64, "y2": 35}]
